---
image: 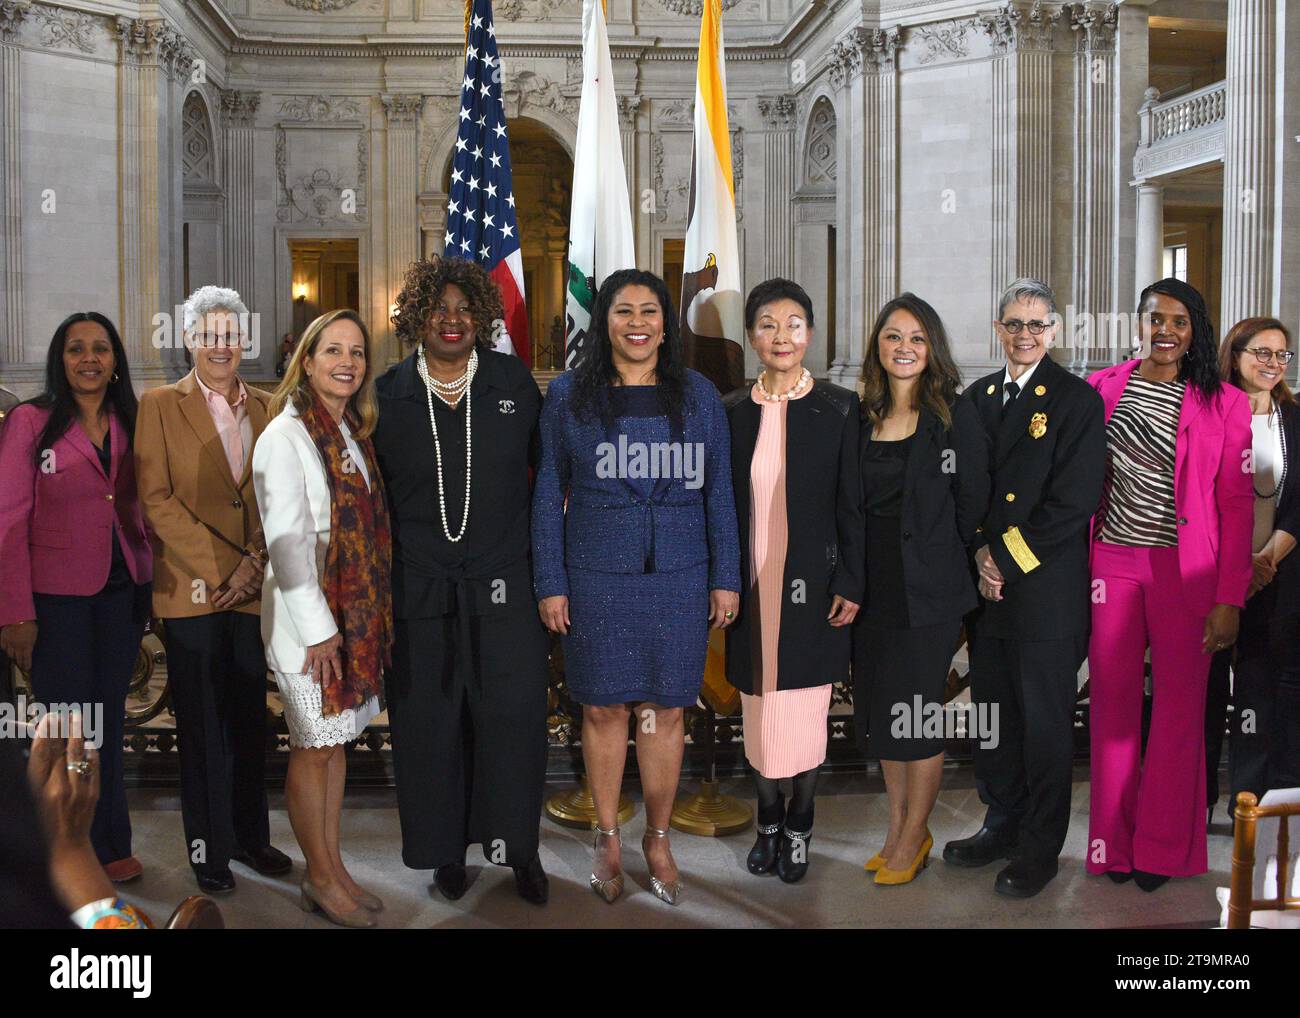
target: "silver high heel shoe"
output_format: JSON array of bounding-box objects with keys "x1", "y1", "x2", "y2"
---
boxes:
[
  {"x1": 589, "y1": 825, "x2": 624, "y2": 904},
  {"x1": 642, "y1": 826, "x2": 682, "y2": 906}
]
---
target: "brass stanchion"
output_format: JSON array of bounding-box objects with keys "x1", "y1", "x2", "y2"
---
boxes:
[
  {"x1": 671, "y1": 705, "x2": 752, "y2": 836},
  {"x1": 546, "y1": 775, "x2": 635, "y2": 829}
]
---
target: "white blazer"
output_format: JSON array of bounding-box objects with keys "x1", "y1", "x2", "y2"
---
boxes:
[{"x1": 252, "y1": 403, "x2": 370, "y2": 674}]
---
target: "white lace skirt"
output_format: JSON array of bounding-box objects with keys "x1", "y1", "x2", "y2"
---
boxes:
[{"x1": 274, "y1": 670, "x2": 381, "y2": 750}]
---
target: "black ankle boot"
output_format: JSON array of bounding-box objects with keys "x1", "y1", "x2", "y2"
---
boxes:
[
  {"x1": 747, "y1": 794, "x2": 784, "y2": 875},
  {"x1": 776, "y1": 809, "x2": 813, "y2": 884}
]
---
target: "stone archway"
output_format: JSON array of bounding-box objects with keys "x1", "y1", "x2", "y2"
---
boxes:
[
  {"x1": 424, "y1": 115, "x2": 574, "y2": 368},
  {"x1": 794, "y1": 95, "x2": 839, "y2": 375}
]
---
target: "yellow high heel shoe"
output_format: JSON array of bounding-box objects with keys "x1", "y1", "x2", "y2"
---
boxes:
[
  {"x1": 864, "y1": 851, "x2": 887, "y2": 873},
  {"x1": 874, "y1": 830, "x2": 934, "y2": 886}
]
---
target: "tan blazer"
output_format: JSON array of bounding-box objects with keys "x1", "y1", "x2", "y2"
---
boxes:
[{"x1": 134, "y1": 371, "x2": 271, "y2": 619}]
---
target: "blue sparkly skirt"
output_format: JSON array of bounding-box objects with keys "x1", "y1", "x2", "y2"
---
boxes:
[{"x1": 563, "y1": 562, "x2": 709, "y2": 707}]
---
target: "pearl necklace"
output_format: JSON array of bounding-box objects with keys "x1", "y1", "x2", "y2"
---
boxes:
[
  {"x1": 756, "y1": 367, "x2": 811, "y2": 402},
  {"x1": 1253, "y1": 400, "x2": 1288, "y2": 501},
  {"x1": 417, "y1": 349, "x2": 477, "y2": 543}
]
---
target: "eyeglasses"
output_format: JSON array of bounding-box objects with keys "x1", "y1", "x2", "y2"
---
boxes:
[
  {"x1": 999, "y1": 319, "x2": 1052, "y2": 336},
  {"x1": 1241, "y1": 347, "x2": 1294, "y2": 366},
  {"x1": 192, "y1": 332, "x2": 244, "y2": 349},
  {"x1": 432, "y1": 307, "x2": 473, "y2": 321}
]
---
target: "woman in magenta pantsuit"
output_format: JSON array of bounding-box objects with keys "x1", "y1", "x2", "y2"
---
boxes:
[{"x1": 1085, "y1": 278, "x2": 1253, "y2": 890}]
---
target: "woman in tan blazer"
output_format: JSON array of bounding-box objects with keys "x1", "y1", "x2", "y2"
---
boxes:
[{"x1": 133, "y1": 286, "x2": 290, "y2": 895}]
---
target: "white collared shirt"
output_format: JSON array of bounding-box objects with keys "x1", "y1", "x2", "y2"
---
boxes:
[{"x1": 1001, "y1": 357, "x2": 1044, "y2": 405}]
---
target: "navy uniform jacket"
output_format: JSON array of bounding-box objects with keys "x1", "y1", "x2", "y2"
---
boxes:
[{"x1": 962, "y1": 353, "x2": 1107, "y2": 639}]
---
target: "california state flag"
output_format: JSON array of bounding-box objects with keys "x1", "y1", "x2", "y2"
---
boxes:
[
  {"x1": 679, "y1": 0, "x2": 744, "y2": 395},
  {"x1": 564, "y1": 0, "x2": 636, "y2": 370}
]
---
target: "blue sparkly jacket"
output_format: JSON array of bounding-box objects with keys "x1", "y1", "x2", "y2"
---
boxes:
[{"x1": 531, "y1": 369, "x2": 741, "y2": 599}]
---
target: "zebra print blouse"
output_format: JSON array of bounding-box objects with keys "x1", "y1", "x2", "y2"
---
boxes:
[{"x1": 1098, "y1": 374, "x2": 1185, "y2": 548}]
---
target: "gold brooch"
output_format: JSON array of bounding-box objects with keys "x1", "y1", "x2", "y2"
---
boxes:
[
  {"x1": 986, "y1": 384, "x2": 996, "y2": 396},
  {"x1": 1034, "y1": 385, "x2": 1046, "y2": 396},
  {"x1": 1029, "y1": 412, "x2": 1047, "y2": 439}
]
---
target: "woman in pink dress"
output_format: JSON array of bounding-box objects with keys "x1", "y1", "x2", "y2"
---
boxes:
[{"x1": 723, "y1": 278, "x2": 864, "y2": 883}]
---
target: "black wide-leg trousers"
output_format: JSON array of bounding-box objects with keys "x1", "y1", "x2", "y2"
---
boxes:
[{"x1": 385, "y1": 608, "x2": 550, "y2": 870}]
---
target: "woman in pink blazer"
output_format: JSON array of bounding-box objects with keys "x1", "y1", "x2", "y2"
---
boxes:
[
  {"x1": 0, "y1": 313, "x2": 152, "y2": 882},
  {"x1": 1085, "y1": 278, "x2": 1252, "y2": 890}
]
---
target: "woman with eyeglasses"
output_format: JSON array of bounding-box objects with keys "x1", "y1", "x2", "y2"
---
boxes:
[
  {"x1": 1085, "y1": 278, "x2": 1253, "y2": 891},
  {"x1": 1204, "y1": 319, "x2": 1298, "y2": 815}
]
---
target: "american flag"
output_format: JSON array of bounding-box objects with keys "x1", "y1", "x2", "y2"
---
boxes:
[{"x1": 445, "y1": 0, "x2": 530, "y2": 362}]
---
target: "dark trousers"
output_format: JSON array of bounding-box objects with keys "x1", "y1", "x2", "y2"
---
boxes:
[
  {"x1": 30, "y1": 579, "x2": 150, "y2": 865},
  {"x1": 969, "y1": 629, "x2": 1086, "y2": 863},
  {"x1": 162, "y1": 612, "x2": 271, "y2": 874},
  {"x1": 385, "y1": 610, "x2": 549, "y2": 870},
  {"x1": 1205, "y1": 647, "x2": 1231, "y2": 809},
  {"x1": 1228, "y1": 592, "x2": 1300, "y2": 806}
]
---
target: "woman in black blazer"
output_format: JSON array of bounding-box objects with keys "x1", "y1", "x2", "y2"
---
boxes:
[
  {"x1": 724, "y1": 278, "x2": 864, "y2": 884},
  {"x1": 853, "y1": 292, "x2": 991, "y2": 886},
  {"x1": 1207, "y1": 318, "x2": 1299, "y2": 810}
]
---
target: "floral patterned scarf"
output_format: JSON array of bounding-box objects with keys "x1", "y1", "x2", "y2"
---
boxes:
[{"x1": 299, "y1": 391, "x2": 393, "y2": 717}]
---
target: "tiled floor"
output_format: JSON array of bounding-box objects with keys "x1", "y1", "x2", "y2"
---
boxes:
[{"x1": 120, "y1": 771, "x2": 1232, "y2": 930}]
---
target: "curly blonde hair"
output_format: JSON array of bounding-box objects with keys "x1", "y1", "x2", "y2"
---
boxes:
[{"x1": 390, "y1": 257, "x2": 504, "y2": 348}]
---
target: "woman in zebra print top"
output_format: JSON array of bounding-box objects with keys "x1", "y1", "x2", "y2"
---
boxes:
[{"x1": 1084, "y1": 278, "x2": 1253, "y2": 892}]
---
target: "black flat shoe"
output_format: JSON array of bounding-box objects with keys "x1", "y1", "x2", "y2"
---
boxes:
[
  {"x1": 195, "y1": 867, "x2": 236, "y2": 894},
  {"x1": 747, "y1": 795, "x2": 784, "y2": 875},
  {"x1": 994, "y1": 857, "x2": 1058, "y2": 898},
  {"x1": 513, "y1": 855, "x2": 549, "y2": 905},
  {"x1": 232, "y1": 844, "x2": 293, "y2": 877},
  {"x1": 943, "y1": 825, "x2": 1018, "y2": 868},
  {"x1": 1133, "y1": 869, "x2": 1170, "y2": 893},
  {"x1": 433, "y1": 862, "x2": 468, "y2": 900},
  {"x1": 776, "y1": 811, "x2": 812, "y2": 884},
  {"x1": 1106, "y1": 870, "x2": 1133, "y2": 884}
]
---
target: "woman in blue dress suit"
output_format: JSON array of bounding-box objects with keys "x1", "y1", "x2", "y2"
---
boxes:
[{"x1": 532, "y1": 268, "x2": 741, "y2": 907}]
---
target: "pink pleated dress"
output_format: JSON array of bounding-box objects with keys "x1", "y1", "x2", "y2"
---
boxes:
[{"x1": 739, "y1": 383, "x2": 833, "y2": 780}]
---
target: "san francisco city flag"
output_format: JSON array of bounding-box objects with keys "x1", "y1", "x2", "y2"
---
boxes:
[
  {"x1": 564, "y1": 0, "x2": 636, "y2": 370},
  {"x1": 679, "y1": 0, "x2": 744, "y2": 395}
]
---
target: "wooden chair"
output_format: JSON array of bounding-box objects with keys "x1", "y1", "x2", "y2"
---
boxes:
[
  {"x1": 164, "y1": 895, "x2": 225, "y2": 930},
  {"x1": 1226, "y1": 791, "x2": 1300, "y2": 929}
]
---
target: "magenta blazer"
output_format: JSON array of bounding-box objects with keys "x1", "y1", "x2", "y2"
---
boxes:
[
  {"x1": 1087, "y1": 358, "x2": 1253, "y2": 615},
  {"x1": 0, "y1": 403, "x2": 151, "y2": 627}
]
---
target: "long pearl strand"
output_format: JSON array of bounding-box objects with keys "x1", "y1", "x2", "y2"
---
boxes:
[
  {"x1": 756, "y1": 367, "x2": 811, "y2": 402},
  {"x1": 417, "y1": 348, "x2": 477, "y2": 543}
]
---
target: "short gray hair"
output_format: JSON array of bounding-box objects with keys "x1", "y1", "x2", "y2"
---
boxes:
[
  {"x1": 996, "y1": 277, "x2": 1057, "y2": 321},
  {"x1": 183, "y1": 285, "x2": 249, "y2": 336}
]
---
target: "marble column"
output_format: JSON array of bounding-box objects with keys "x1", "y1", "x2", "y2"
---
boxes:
[
  {"x1": 983, "y1": 1, "x2": 1059, "y2": 359},
  {"x1": 617, "y1": 94, "x2": 640, "y2": 239},
  {"x1": 159, "y1": 32, "x2": 195, "y2": 378},
  {"x1": 220, "y1": 90, "x2": 260, "y2": 317},
  {"x1": 1069, "y1": 2, "x2": 1119, "y2": 362},
  {"x1": 1220, "y1": 0, "x2": 1276, "y2": 333},
  {"x1": 383, "y1": 93, "x2": 424, "y2": 354},
  {"x1": 1134, "y1": 181, "x2": 1164, "y2": 298},
  {"x1": 115, "y1": 17, "x2": 170, "y2": 375},
  {"x1": 0, "y1": 1, "x2": 26, "y2": 365},
  {"x1": 757, "y1": 94, "x2": 796, "y2": 282},
  {"x1": 829, "y1": 26, "x2": 899, "y2": 387}
]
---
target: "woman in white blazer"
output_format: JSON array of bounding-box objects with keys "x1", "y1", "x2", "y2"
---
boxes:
[{"x1": 254, "y1": 309, "x2": 393, "y2": 928}]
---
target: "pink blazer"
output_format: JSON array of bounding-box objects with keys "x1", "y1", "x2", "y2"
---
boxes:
[
  {"x1": 0, "y1": 403, "x2": 152, "y2": 627},
  {"x1": 1087, "y1": 359, "x2": 1253, "y2": 615}
]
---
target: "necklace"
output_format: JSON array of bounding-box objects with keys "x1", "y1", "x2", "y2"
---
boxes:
[
  {"x1": 416, "y1": 348, "x2": 477, "y2": 542},
  {"x1": 1253, "y1": 400, "x2": 1288, "y2": 501},
  {"x1": 756, "y1": 367, "x2": 811, "y2": 402}
]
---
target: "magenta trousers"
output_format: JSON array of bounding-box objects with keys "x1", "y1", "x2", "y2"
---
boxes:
[{"x1": 1087, "y1": 542, "x2": 1212, "y2": 878}]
